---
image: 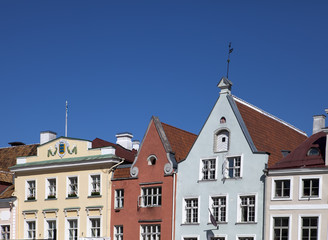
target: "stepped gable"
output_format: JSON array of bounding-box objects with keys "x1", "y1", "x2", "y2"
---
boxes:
[
  {"x1": 161, "y1": 122, "x2": 197, "y2": 162},
  {"x1": 92, "y1": 138, "x2": 136, "y2": 163},
  {"x1": 270, "y1": 131, "x2": 326, "y2": 170},
  {"x1": 233, "y1": 96, "x2": 307, "y2": 167}
]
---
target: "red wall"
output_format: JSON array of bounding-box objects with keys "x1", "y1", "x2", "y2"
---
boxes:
[{"x1": 111, "y1": 121, "x2": 175, "y2": 239}]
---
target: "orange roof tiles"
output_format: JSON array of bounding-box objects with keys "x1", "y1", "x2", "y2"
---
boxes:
[
  {"x1": 235, "y1": 97, "x2": 307, "y2": 167},
  {"x1": 161, "y1": 122, "x2": 197, "y2": 163}
]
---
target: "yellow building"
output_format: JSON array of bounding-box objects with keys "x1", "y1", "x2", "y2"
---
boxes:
[{"x1": 10, "y1": 131, "x2": 137, "y2": 239}]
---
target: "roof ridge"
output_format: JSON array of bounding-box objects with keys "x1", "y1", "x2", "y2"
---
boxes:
[
  {"x1": 232, "y1": 95, "x2": 307, "y2": 136},
  {"x1": 0, "y1": 144, "x2": 39, "y2": 150},
  {"x1": 161, "y1": 122, "x2": 196, "y2": 137}
]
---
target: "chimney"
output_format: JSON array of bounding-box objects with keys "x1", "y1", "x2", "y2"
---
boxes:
[
  {"x1": 132, "y1": 140, "x2": 140, "y2": 151},
  {"x1": 312, "y1": 115, "x2": 326, "y2": 134},
  {"x1": 40, "y1": 131, "x2": 57, "y2": 145},
  {"x1": 116, "y1": 132, "x2": 133, "y2": 150}
]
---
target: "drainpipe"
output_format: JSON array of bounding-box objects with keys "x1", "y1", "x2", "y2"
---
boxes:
[
  {"x1": 171, "y1": 172, "x2": 176, "y2": 240},
  {"x1": 106, "y1": 159, "x2": 124, "y2": 237}
]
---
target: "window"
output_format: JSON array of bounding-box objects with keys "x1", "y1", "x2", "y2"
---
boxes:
[
  {"x1": 147, "y1": 155, "x2": 157, "y2": 165},
  {"x1": 220, "y1": 117, "x2": 226, "y2": 124},
  {"x1": 46, "y1": 220, "x2": 56, "y2": 240},
  {"x1": 67, "y1": 219, "x2": 78, "y2": 240},
  {"x1": 307, "y1": 147, "x2": 320, "y2": 156},
  {"x1": 47, "y1": 178, "x2": 56, "y2": 199},
  {"x1": 1, "y1": 225, "x2": 10, "y2": 240},
  {"x1": 26, "y1": 221, "x2": 36, "y2": 239},
  {"x1": 114, "y1": 225, "x2": 123, "y2": 240},
  {"x1": 275, "y1": 180, "x2": 290, "y2": 198},
  {"x1": 68, "y1": 177, "x2": 78, "y2": 197},
  {"x1": 90, "y1": 218, "x2": 100, "y2": 237},
  {"x1": 90, "y1": 175, "x2": 100, "y2": 196},
  {"x1": 228, "y1": 156, "x2": 241, "y2": 178},
  {"x1": 201, "y1": 158, "x2": 216, "y2": 180},
  {"x1": 301, "y1": 217, "x2": 318, "y2": 240},
  {"x1": 216, "y1": 130, "x2": 229, "y2": 152},
  {"x1": 26, "y1": 180, "x2": 36, "y2": 200},
  {"x1": 139, "y1": 187, "x2": 162, "y2": 207},
  {"x1": 273, "y1": 217, "x2": 289, "y2": 240},
  {"x1": 211, "y1": 196, "x2": 226, "y2": 222},
  {"x1": 140, "y1": 225, "x2": 160, "y2": 240},
  {"x1": 302, "y1": 179, "x2": 319, "y2": 198},
  {"x1": 184, "y1": 198, "x2": 198, "y2": 223},
  {"x1": 115, "y1": 189, "x2": 124, "y2": 209},
  {"x1": 239, "y1": 195, "x2": 256, "y2": 223}
]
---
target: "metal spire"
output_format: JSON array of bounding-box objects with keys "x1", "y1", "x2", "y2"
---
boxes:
[
  {"x1": 65, "y1": 100, "x2": 68, "y2": 137},
  {"x1": 226, "y1": 42, "x2": 234, "y2": 79}
]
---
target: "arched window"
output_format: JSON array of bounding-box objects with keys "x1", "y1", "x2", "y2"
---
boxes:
[
  {"x1": 147, "y1": 155, "x2": 157, "y2": 165},
  {"x1": 220, "y1": 117, "x2": 226, "y2": 124},
  {"x1": 215, "y1": 130, "x2": 229, "y2": 152}
]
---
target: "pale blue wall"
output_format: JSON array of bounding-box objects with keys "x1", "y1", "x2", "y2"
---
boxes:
[{"x1": 175, "y1": 91, "x2": 269, "y2": 240}]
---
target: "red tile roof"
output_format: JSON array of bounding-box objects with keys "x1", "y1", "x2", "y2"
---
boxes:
[
  {"x1": 234, "y1": 97, "x2": 307, "y2": 167},
  {"x1": 112, "y1": 166, "x2": 131, "y2": 179},
  {"x1": 161, "y1": 122, "x2": 197, "y2": 163},
  {"x1": 270, "y1": 131, "x2": 326, "y2": 170},
  {"x1": 92, "y1": 138, "x2": 136, "y2": 163}
]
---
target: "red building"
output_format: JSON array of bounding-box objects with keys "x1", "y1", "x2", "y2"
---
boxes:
[{"x1": 110, "y1": 116, "x2": 196, "y2": 240}]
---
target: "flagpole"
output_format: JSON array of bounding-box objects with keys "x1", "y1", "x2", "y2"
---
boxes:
[{"x1": 65, "y1": 101, "x2": 68, "y2": 137}]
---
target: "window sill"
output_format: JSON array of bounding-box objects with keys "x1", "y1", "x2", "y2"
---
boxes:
[
  {"x1": 45, "y1": 198, "x2": 57, "y2": 201},
  {"x1": 299, "y1": 196, "x2": 321, "y2": 201},
  {"x1": 139, "y1": 205, "x2": 162, "y2": 208},
  {"x1": 223, "y1": 177, "x2": 242, "y2": 180},
  {"x1": 24, "y1": 199, "x2": 37, "y2": 202},
  {"x1": 272, "y1": 197, "x2": 292, "y2": 201},
  {"x1": 66, "y1": 196, "x2": 79, "y2": 199},
  {"x1": 181, "y1": 223, "x2": 200, "y2": 226},
  {"x1": 115, "y1": 208, "x2": 123, "y2": 212},
  {"x1": 207, "y1": 222, "x2": 227, "y2": 225},
  {"x1": 88, "y1": 195, "x2": 102, "y2": 198},
  {"x1": 198, "y1": 179, "x2": 217, "y2": 183},
  {"x1": 235, "y1": 222, "x2": 257, "y2": 225}
]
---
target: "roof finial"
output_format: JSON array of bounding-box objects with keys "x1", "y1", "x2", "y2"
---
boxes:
[{"x1": 226, "y1": 42, "x2": 233, "y2": 79}]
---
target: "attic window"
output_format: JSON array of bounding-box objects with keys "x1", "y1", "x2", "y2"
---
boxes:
[
  {"x1": 215, "y1": 130, "x2": 229, "y2": 152},
  {"x1": 147, "y1": 155, "x2": 157, "y2": 165},
  {"x1": 220, "y1": 117, "x2": 226, "y2": 124},
  {"x1": 307, "y1": 147, "x2": 320, "y2": 156}
]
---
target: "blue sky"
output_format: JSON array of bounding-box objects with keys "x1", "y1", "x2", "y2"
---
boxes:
[{"x1": 1, "y1": 1, "x2": 327, "y2": 147}]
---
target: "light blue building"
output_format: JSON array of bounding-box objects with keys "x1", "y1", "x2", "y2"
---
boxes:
[{"x1": 175, "y1": 77, "x2": 307, "y2": 240}]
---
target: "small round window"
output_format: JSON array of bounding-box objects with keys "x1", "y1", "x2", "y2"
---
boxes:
[
  {"x1": 307, "y1": 147, "x2": 320, "y2": 156},
  {"x1": 147, "y1": 155, "x2": 157, "y2": 165}
]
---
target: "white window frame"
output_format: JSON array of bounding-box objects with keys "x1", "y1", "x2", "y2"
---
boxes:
[
  {"x1": 271, "y1": 177, "x2": 293, "y2": 201},
  {"x1": 298, "y1": 214, "x2": 321, "y2": 240},
  {"x1": 139, "y1": 186, "x2": 162, "y2": 207},
  {"x1": 67, "y1": 176, "x2": 79, "y2": 198},
  {"x1": 223, "y1": 155, "x2": 243, "y2": 179},
  {"x1": 182, "y1": 197, "x2": 200, "y2": 224},
  {"x1": 24, "y1": 220, "x2": 36, "y2": 239},
  {"x1": 269, "y1": 214, "x2": 292, "y2": 240},
  {"x1": 45, "y1": 177, "x2": 57, "y2": 199},
  {"x1": 65, "y1": 217, "x2": 79, "y2": 240},
  {"x1": 236, "y1": 235, "x2": 256, "y2": 240},
  {"x1": 199, "y1": 157, "x2": 218, "y2": 181},
  {"x1": 114, "y1": 225, "x2": 123, "y2": 240},
  {"x1": 25, "y1": 179, "x2": 36, "y2": 200},
  {"x1": 299, "y1": 176, "x2": 322, "y2": 200},
  {"x1": 140, "y1": 225, "x2": 160, "y2": 240},
  {"x1": 115, "y1": 189, "x2": 124, "y2": 209},
  {"x1": 89, "y1": 174, "x2": 101, "y2": 196},
  {"x1": 209, "y1": 194, "x2": 228, "y2": 223},
  {"x1": 0, "y1": 224, "x2": 10, "y2": 240},
  {"x1": 237, "y1": 193, "x2": 257, "y2": 223},
  {"x1": 44, "y1": 218, "x2": 57, "y2": 240},
  {"x1": 87, "y1": 216, "x2": 101, "y2": 237}
]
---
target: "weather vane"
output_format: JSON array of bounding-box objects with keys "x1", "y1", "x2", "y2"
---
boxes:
[{"x1": 226, "y1": 42, "x2": 233, "y2": 79}]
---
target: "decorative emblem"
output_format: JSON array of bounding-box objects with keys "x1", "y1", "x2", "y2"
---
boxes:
[{"x1": 48, "y1": 140, "x2": 77, "y2": 158}]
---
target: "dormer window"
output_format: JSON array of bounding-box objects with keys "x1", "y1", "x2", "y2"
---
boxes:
[
  {"x1": 307, "y1": 147, "x2": 320, "y2": 156},
  {"x1": 147, "y1": 155, "x2": 157, "y2": 165},
  {"x1": 215, "y1": 130, "x2": 229, "y2": 152}
]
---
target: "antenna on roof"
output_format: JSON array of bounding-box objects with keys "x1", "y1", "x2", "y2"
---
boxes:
[
  {"x1": 65, "y1": 100, "x2": 68, "y2": 137},
  {"x1": 226, "y1": 42, "x2": 233, "y2": 79}
]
